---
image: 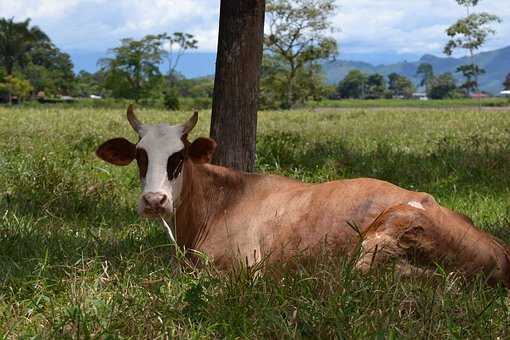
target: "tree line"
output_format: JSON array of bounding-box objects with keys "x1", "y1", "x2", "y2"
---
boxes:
[{"x1": 336, "y1": 64, "x2": 470, "y2": 100}]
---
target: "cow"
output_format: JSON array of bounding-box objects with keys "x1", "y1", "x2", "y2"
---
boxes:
[{"x1": 96, "y1": 106, "x2": 510, "y2": 287}]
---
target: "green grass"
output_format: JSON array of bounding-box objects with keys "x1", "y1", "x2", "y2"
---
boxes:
[
  {"x1": 1, "y1": 105, "x2": 510, "y2": 338},
  {"x1": 309, "y1": 97, "x2": 510, "y2": 109}
]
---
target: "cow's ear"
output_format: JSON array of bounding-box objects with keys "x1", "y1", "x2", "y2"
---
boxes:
[
  {"x1": 188, "y1": 137, "x2": 217, "y2": 164},
  {"x1": 96, "y1": 138, "x2": 136, "y2": 166}
]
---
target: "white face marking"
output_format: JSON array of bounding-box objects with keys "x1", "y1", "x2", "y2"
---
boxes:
[
  {"x1": 408, "y1": 201, "x2": 425, "y2": 211},
  {"x1": 136, "y1": 123, "x2": 186, "y2": 216}
]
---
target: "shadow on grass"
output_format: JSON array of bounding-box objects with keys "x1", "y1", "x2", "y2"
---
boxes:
[
  {"x1": 0, "y1": 169, "x2": 171, "y2": 290},
  {"x1": 0, "y1": 208, "x2": 174, "y2": 294},
  {"x1": 256, "y1": 131, "x2": 510, "y2": 194}
]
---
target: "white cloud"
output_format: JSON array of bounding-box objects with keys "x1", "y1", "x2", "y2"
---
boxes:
[
  {"x1": 0, "y1": 0, "x2": 80, "y2": 20},
  {"x1": 332, "y1": 0, "x2": 510, "y2": 56},
  {"x1": 0, "y1": 0, "x2": 220, "y2": 52},
  {"x1": 0, "y1": 0, "x2": 508, "y2": 58}
]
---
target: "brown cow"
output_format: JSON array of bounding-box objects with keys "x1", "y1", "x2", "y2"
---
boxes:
[{"x1": 96, "y1": 106, "x2": 510, "y2": 287}]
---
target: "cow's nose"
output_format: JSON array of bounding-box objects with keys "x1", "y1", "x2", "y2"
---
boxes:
[{"x1": 143, "y1": 192, "x2": 168, "y2": 210}]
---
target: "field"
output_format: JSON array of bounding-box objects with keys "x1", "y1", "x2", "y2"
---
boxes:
[
  {"x1": 310, "y1": 97, "x2": 510, "y2": 109},
  {"x1": 1, "y1": 104, "x2": 510, "y2": 338}
]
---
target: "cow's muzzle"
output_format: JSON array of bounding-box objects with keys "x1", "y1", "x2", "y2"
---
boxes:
[{"x1": 141, "y1": 192, "x2": 171, "y2": 216}]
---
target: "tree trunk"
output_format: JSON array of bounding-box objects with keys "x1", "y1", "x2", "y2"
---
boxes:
[
  {"x1": 210, "y1": 0, "x2": 265, "y2": 172},
  {"x1": 285, "y1": 67, "x2": 296, "y2": 109}
]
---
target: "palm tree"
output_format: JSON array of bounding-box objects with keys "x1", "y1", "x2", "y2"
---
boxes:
[{"x1": 0, "y1": 17, "x2": 49, "y2": 76}]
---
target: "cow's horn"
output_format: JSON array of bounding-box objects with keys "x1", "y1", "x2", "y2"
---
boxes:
[
  {"x1": 127, "y1": 104, "x2": 143, "y2": 134},
  {"x1": 182, "y1": 111, "x2": 198, "y2": 135}
]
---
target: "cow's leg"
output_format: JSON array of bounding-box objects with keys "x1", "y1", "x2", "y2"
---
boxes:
[
  {"x1": 355, "y1": 204, "x2": 436, "y2": 276},
  {"x1": 355, "y1": 203, "x2": 510, "y2": 288}
]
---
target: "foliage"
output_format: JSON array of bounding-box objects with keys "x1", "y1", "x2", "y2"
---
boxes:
[
  {"x1": 191, "y1": 97, "x2": 213, "y2": 110},
  {"x1": 99, "y1": 35, "x2": 165, "y2": 102},
  {"x1": 259, "y1": 55, "x2": 288, "y2": 108},
  {"x1": 416, "y1": 63, "x2": 434, "y2": 89},
  {"x1": 0, "y1": 74, "x2": 33, "y2": 102},
  {"x1": 335, "y1": 71, "x2": 390, "y2": 100},
  {"x1": 0, "y1": 17, "x2": 49, "y2": 75},
  {"x1": 174, "y1": 76, "x2": 214, "y2": 99},
  {"x1": 336, "y1": 70, "x2": 367, "y2": 99},
  {"x1": 74, "y1": 71, "x2": 104, "y2": 97},
  {"x1": 503, "y1": 73, "x2": 510, "y2": 90},
  {"x1": 98, "y1": 32, "x2": 198, "y2": 103},
  {"x1": 164, "y1": 87, "x2": 180, "y2": 110},
  {"x1": 427, "y1": 73, "x2": 460, "y2": 99},
  {"x1": 444, "y1": 13, "x2": 501, "y2": 57},
  {"x1": 24, "y1": 41, "x2": 75, "y2": 96},
  {"x1": 388, "y1": 73, "x2": 415, "y2": 98},
  {"x1": 444, "y1": 1, "x2": 501, "y2": 94},
  {"x1": 1, "y1": 105, "x2": 510, "y2": 337},
  {"x1": 456, "y1": 64, "x2": 485, "y2": 95},
  {"x1": 260, "y1": 54, "x2": 332, "y2": 108},
  {"x1": 264, "y1": 0, "x2": 338, "y2": 108},
  {"x1": 455, "y1": 0, "x2": 480, "y2": 6},
  {"x1": 159, "y1": 32, "x2": 198, "y2": 82},
  {"x1": 366, "y1": 73, "x2": 386, "y2": 99}
]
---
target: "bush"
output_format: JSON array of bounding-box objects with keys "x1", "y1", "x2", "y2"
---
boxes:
[
  {"x1": 192, "y1": 97, "x2": 212, "y2": 110},
  {"x1": 164, "y1": 89, "x2": 180, "y2": 111}
]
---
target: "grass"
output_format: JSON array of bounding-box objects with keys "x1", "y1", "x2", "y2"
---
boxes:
[
  {"x1": 1, "y1": 104, "x2": 510, "y2": 338},
  {"x1": 309, "y1": 97, "x2": 510, "y2": 109}
]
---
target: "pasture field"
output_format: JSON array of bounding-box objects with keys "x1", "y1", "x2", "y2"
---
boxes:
[
  {"x1": 310, "y1": 97, "x2": 510, "y2": 109},
  {"x1": 1, "y1": 104, "x2": 510, "y2": 338}
]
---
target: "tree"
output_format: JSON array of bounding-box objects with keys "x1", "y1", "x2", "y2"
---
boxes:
[
  {"x1": 264, "y1": 0, "x2": 338, "y2": 108},
  {"x1": 25, "y1": 41, "x2": 75, "y2": 95},
  {"x1": 74, "y1": 70, "x2": 104, "y2": 97},
  {"x1": 336, "y1": 70, "x2": 367, "y2": 99},
  {"x1": 0, "y1": 75, "x2": 33, "y2": 103},
  {"x1": 159, "y1": 32, "x2": 198, "y2": 82},
  {"x1": 444, "y1": 0, "x2": 501, "y2": 94},
  {"x1": 210, "y1": 0, "x2": 265, "y2": 172},
  {"x1": 259, "y1": 54, "x2": 288, "y2": 108},
  {"x1": 99, "y1": 35, "x2": 165, "y2": 101},
  {"x1": 388, "y1": 73, "x2": 415, "y2": 98},
  {"x1": 259, "y1": 53, "x2": 330, "y2": 108},
  {"x1": 0, "y1": 17, "x2": 49, "y2": 102},
  {"x1": 416, "y1": 63, "x2": 434, "y2": 91},
  {"x1": 0, "y1": 17, "x2": 49, "y2": 76},
  {"x1": 174, "y1": 75, "x2": 214, "y2": 98},
  {"x1": 456, "y1": 64, "x2": 485, "y2": 95},
  {"x1": 428, "y1": 73, "x2": 459, "y2": 99},
  {"x1": 503, "y1": 73, "x2": 510, "y2": 90},
  {"x1": 366, "y1": 73, "x2": 386, "y2": 99}
]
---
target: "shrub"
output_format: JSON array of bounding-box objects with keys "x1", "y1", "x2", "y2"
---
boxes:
[{"x1": 164, "y1": 88, "x2": 180, "y2": 111}]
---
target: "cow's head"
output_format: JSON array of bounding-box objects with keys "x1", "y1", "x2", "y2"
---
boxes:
[{"x1": 96, "y1": 105, "x2": 217, "y2": 217}]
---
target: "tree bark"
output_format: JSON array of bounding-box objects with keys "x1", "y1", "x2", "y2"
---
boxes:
[{"x1": 210, "y1": 0, "x2": 265, "y2": 172}]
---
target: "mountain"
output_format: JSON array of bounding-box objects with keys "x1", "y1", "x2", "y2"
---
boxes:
[
  {"x1": 68, "y1": 46, "x2": 509, "y2": 94},
  {"x1": 322, "y1": 46, "x2": 510, "y2": 94}
]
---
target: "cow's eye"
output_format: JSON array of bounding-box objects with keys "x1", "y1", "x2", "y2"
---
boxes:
[
  {"x1": 167, "y1": 151, "x2": 184, "y2": 180},
  {"x1": 136, "y1": 148, "x2": 148, "y2": 178}
]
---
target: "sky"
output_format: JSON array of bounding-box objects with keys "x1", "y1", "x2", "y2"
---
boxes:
[{"x1": 1, "y1": 0, "x2": 509, "y2": 74}]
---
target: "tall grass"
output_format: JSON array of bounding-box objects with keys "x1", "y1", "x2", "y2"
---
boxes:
[{"x1": 1, "y1": 105, "x2": 509, "y2": 338}]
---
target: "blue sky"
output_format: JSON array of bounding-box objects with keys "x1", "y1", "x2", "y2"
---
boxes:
[{"x1": 1, "y1": 0, "x2": 508, "y2": 75}]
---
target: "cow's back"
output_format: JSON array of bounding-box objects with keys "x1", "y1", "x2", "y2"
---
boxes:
[{"x1": 200, "y1": 176, "x2": 430, "y2": 265}]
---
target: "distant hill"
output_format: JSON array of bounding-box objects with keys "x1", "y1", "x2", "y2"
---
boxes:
[{"x1": 322, "y1": 46, "x2": 510, "y2": 94}]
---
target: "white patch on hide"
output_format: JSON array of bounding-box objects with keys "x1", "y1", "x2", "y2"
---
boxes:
[
  {"x1": 137, "y1": 123, "x2": 187, "y2": 214},
  {"x1": 408, "y1": 201, "x2": 425, "y2": 210}
]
